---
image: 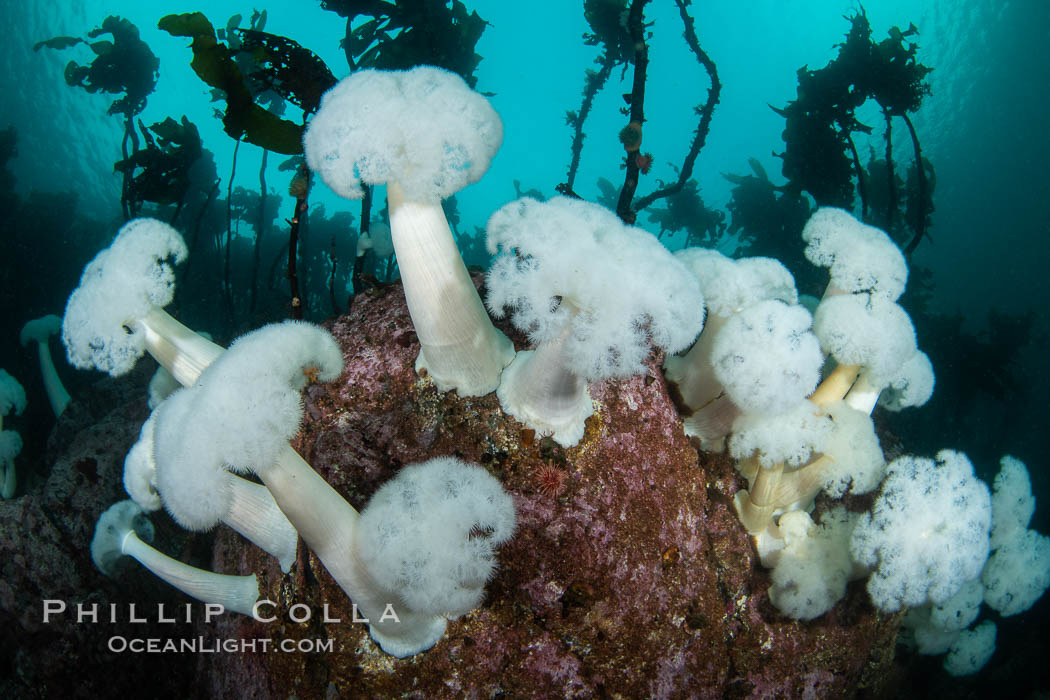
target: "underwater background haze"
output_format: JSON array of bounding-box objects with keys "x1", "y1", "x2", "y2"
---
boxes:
[{"x1": 1, "y1": 0, "x2": 1047, "y2": 695}]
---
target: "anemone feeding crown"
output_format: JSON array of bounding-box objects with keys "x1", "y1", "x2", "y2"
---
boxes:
[
  {"x1": 303, "y1": 66, "x2": 503, "y2": 203},
  {"x1": 485, "y1": 196, "x2": 703, "y2": 445},
  {"x1": 486, "y1": 197, "x2": 704, "y2": 381},
  {"x1": 303, "y1": 66, "x2": 514, "y2": 397},
  {"x1": 62, "y1": 218, "x2": 188, "y2": 377}
]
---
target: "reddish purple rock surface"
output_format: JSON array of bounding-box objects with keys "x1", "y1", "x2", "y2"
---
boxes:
[
  {"x1": 0, "y1": 277, "x2": 902, "y2": 698},
  {"x1": 198, "y1": 278, "x2": 900, "y2": 698}
]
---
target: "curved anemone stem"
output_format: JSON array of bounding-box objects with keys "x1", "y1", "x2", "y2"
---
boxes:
[
  {"x1": 772, "y1": 367, "x2": 881, "y2": 514},
  {"x1": 664, "y1": 313, "x2": 743, "y2": 447},
  {"x1": 1, "y1": 417, "x2": 19, "y2": 498},
  {"x1": 808, "y1": 363, "x2": 861, "y2": 407},
  {"x1": 735, "y1": 454, "x2": 760, "y2": 483},
  {"x1": 734, "y1": 460, "x2": 785, "y2": 534},
  {"x1": 121, "y1": 530, "x2": 259, "y2": 616},
  {"x1": 257, "y1": 444, "x2": 446, "y2": 657},
  {"x1": 808, "y1": 278, "x2": 872, "y2": 408},
  {"x1": 35, "y1": 337, "x2": 70, "y2": 417},
  {"x1": 496, "y1": 314, "x2": 594, "y2": 447},
  {"x1": 21, "y1": 316, "x2": 70, "y2": 416},
  {"x1": 682, "y1": 394, "x2": 739, "y2": 452},
  {"x1": 135, "y1": 308, "x2": 224, "y2": 387},
  {"x1": 2, "y1": 457, "x2": 15, "y2": 499},
  {"x1": 135, "y1": 320, "x2": 298, "y2": 571},
  {"x1": 664, "y1": 313, "x2": 728, "y2": 412},
  {"x1": 772, "y1": 454, "x2": 833, "y2": 515},
  {"x1": 224, "y1": 479, "x2": 299, "y2": 574},
  {"x1": 747, "y1": 383, "x2": 879, "y2": 526},
  {"x1": 387, "y1": 182, "x2": 514, "y2": 397}
]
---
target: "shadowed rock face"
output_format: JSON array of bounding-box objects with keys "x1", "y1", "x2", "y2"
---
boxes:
[
  {"x1": 0, "y1": 366, "x2": 198, "y2": 699},
  {"x1": 200, "y1": 277, "x2": 900, "y2": 699}
]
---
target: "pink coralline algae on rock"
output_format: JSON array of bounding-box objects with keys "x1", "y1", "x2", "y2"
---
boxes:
[
  {"x1": 198, "y1": 277, "x2": 900, "y2": 698},
  {"x1": 0, "y1": 278, "x2": 901, "y2": 698}
]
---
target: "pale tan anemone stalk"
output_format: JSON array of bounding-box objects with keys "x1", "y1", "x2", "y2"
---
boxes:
[
  {"x1": 735, "y1": 208, "x2": 912, "y2": 538},
  {"x1": 387, "y1": 182, "x2": 514, "y2": 395},
  {"x1": 662, "y1": 251, "x2": 798, "y2": 450},
  {"x1": 124, "y1": 410, "x2": 299, "y2": 574},
  {"x1": 802, "y1": 207, "x2": 911, "y2": 414},
  {"x1": 303, "y1": 67, "x2": 514, "y2": 397},
  {"x1": 120, "y1": 301, "x2": 299, "y2": 575},
  {"x1": 734, "y1": 402, "x2": 878, "y2": 538},
  {"x1": 92, "y1": 500, "x2": 259, "y2": 616},
  {"x1": 731, "y1": 407, "x2": 825, "y2": 537},
  {"x1": 255, "y1": 445, "x2": 448, "y2": 657},
  {"x1": 135, "y1": 307, "x2": 224, "y2": 386},
  {"x1": 168, "y1": 324, "x2": 449, "y2": 658},
  {"x1": 808, "y1": 363, "x2": 862, "y2": 408},
  {"x1": 494, "y1": 304, "x2": 594, "y2": 447},
  {"x1": 19, "y1": 315, "x2": 70, "y2": 416},
  {"x1": 733, "y1": 456, "x2": 785, "y2": 534},
  {"x1": 663, "y1": 313, "x2": 739, "y2": 446}
]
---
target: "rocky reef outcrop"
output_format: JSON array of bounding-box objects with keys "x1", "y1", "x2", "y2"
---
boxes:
[
  {"x1": 202, "y1": 279, "x2": 900, "y2": 698},
  {"x1": 1, "y1": 278, "x2": 900, "y2": 698}
]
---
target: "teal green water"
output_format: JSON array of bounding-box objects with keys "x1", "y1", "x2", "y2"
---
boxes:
[{"x1": 0, "y1": 0, "x2": 1047, "y2": 688}]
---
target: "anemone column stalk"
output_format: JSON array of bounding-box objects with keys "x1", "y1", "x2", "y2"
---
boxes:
[
  {"x1": 496, "y1": 312, "x2": 594, "y2": 447},
  {"x1": 387, "y1": 182, "x2": 514, "y2": 396}
]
